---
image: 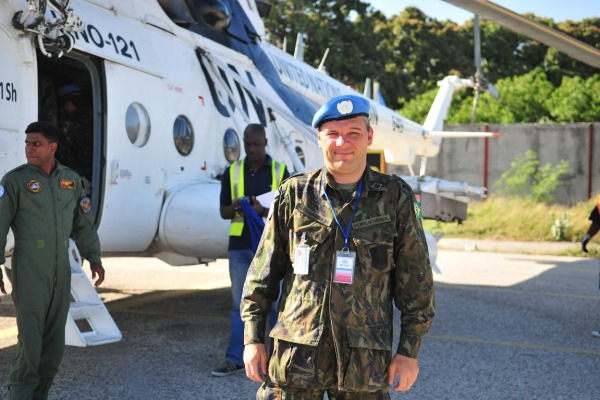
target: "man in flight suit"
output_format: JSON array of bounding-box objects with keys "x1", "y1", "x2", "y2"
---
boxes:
[
  {"x1": 0, "y1": 121, "x2": 105, "y2": 399},
  {"x1": 242, "y1": 95, "x2": 435, "y2": 399}
]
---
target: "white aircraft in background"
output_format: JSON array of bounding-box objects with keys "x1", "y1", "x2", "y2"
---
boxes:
[{"x1": 1, "y1": 0, "x2": 497, "y2": 268}]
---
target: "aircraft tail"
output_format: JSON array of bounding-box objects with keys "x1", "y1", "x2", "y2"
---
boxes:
[{"x1": 422, "y1": 76, "x2": 474, "y2": 132}]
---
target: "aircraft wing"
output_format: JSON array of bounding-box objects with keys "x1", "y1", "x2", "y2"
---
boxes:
[{"x1": 442, "y1": 0, "x2": 600, "y2": 68}]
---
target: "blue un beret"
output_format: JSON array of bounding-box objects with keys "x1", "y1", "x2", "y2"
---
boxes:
[
  {"x1": 57, "y1": 83, "x2": 82, "y2": 98},
  {"x1": 312, "y1": 94, "x2": 371, "y2": 129}
]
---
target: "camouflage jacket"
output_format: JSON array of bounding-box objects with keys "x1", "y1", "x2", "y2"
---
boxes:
[{"x1": 241, "y1": 167, "x2": 435, "y2": 391}]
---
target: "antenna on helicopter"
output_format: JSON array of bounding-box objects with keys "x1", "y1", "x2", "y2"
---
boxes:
[
  {"x1": 317, "y1": 48, "x2": 329, "y2": 72},
  {"x1": 293, "y1": 32, "x2": 307, "y2": 61},
  {"x1": 470, "y1": 15, "x2": 499, "y2": 124}
]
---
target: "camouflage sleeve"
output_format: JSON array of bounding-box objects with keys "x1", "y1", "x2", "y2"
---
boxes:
[
  {"x1": 71, "y1": 176, "x2": 101, "y2": 264},
  {"x1": 241, "y1": 185, "x2": 290, "y2": 344},
  {"x1": 0, "y1": 176, "x2": 17, "y2": 265},
  {"x1": 393, "y1": 181, "x2": 435, "y2": 358}
]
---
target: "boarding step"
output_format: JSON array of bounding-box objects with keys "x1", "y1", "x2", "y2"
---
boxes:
[{"x1": 66, "y1": 239, "x2": 122, "y2": 347}]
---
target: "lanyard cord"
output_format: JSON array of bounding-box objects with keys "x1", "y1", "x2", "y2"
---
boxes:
[{"x1": 323, "y1": 179, "x2": 363, "y2": 253}]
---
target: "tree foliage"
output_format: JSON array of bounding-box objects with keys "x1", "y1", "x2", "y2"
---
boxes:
[
  {"x1": 493, "y1": 150, "x2": 571, "y2": 203},
  {"x1": 262, "y1": 1, "x2": 600, "y2": 122}
]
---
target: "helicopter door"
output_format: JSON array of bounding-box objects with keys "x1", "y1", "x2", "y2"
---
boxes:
[
  {"x1": 96, "y1": 60, "x2": 165, "y2": 252},
  {"x1": 0, "y1": 28, "x2": 37, "y2": 176}
]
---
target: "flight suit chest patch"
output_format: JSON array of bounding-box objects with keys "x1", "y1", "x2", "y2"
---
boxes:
[
  {"x1": 0, "y1": 184, "x2": 4, "y2": 198},
  {"x1": 60, "y1": 179, "x2": 76, "y2": 190},
  {"x1": 27, "y1": 180, "x2": 42, "y2": 193}
]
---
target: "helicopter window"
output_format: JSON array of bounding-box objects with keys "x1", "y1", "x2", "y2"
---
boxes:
[
  {"x1": 295, "y1": 146, "x2": 306, "y2": 166},
  {"x1": 223, "y1": 128, "x2": 240, "y2": 163},
  {"x1": 173, "y1": 115, "x2": 194, "y2": 156},
  {"x1": 125, "y1": 102, "x2": 151, "y2": 147}
]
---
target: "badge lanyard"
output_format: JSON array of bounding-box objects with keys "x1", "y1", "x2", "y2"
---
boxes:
[{"x1": 323, "y1": 179, "x2": 363, "y2": 253}]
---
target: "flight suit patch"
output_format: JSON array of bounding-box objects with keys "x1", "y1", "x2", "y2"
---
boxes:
[
  {"x1": 60, "y1": 179, "x2": 76, "y2": 190},
  {"x1": 27, "y1": 180, "x2": 42, "y2": 193},
  {"x1": 0, "y1": 184, "x2": 4, "y2": 199},
  {"x1": 80, "y1": 197, "x2": 91, "y2": 214}
]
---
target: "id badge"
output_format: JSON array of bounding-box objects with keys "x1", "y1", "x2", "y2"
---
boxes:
[
  {"x1": 333, "y1": 250, "x2": 356, "y2": 284},
  {"x1": 294, "y1": 233, "x2": 310, "y2": 275}
]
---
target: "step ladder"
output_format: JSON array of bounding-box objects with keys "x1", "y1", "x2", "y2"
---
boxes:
[{"x1": 66, "y1": 239, "x2": 122, "y2": 347}]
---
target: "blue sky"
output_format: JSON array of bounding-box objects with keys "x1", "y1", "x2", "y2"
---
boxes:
[{"x1": 367, "y1": 0, "x2": 598, "y2": 23}]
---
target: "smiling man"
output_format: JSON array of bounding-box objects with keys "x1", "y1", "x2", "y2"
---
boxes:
[
  {"x1": 242, "y1": 95, "x2": 435, "y2": 399},
  {"x1": 0, "y1": 121, "x2": 104, "y2": 400}
]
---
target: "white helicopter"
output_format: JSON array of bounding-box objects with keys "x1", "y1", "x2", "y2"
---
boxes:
[{"x1": 1, "y1": 0, "x2": 495, "y2": 268}]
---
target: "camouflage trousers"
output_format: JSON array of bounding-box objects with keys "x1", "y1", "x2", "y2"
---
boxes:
[{"x1": 256, "y1": 384, "x2": 390, "y2": 400}]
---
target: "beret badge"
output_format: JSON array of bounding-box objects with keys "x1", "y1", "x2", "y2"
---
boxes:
[{"x1": 336, "y1": 100, "x2": 354, "y2": 115}]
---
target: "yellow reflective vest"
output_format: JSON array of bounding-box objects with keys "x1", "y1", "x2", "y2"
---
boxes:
[{"x1": 229, "y1": 159, "x2": 286, "y2": 236}]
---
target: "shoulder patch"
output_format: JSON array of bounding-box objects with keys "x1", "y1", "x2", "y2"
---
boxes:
[
  {"x1": 79, "y1": 197, "x2": 91, "y2": 214},
  {"x1": 0, "y1": 184, "x2": 4, "y2": 199},
  {"x1": 27, "y1": 180, "x2": 42, "y2": 193},
  {"x1": 413, "y1": 201, "x2": 422, "y2": 219}
]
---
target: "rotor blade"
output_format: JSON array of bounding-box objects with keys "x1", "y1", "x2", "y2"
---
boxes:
[
  {"x1": 487, "y1": 82, "x2": 499, "y2": 99},
  {"x1": 443, "y1": 0, "x2": 600, "y2": 68},
  {"x1": 470, "y1": 89, "x2": 480, "y2": 124},
  {"x1": 474, "y1": 14, "x2": 482, "y2": 73}
]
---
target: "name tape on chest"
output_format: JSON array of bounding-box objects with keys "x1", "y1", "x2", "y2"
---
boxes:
[{"x1": 60, "y1": 179, "x2": 76, "y2": 190}]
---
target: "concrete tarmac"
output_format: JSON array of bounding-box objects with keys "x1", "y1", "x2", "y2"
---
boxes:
[{"x1": 0, "y1": 249, "x2": 598, "y2": 399}]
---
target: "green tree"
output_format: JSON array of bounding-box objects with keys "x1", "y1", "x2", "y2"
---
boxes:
[
  {"x1": 494, "y1": 150, "x2": 570, "y2": 203},
  {"x1": 546, "y1": 74, "x2": 600, "y2": 122}
]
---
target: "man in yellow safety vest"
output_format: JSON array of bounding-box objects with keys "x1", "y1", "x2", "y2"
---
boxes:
[{"x1": 213, "y1": 123, "x2": 289, "y2": 377}]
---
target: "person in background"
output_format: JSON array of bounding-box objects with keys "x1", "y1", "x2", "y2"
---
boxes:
[
  {"x1": 581, "y1": 194, "x2": 600, "y2": 338},
  {"x1": 55, "y1": 84, "x2": 94, "y2": 190},
  {"x1": 0, "y1": 121, "x2": 104, "y2": 399},
  {"x1": 212, "y1": 123, "x2": 289, "y2": 377},
  {"x1": 241, "y1": 94, "x2": 435, "y2": 399}
]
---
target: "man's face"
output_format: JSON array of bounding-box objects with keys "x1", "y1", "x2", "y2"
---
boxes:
[
  {"x1": 25, "y1": 133, "x2": 56, "y2": 169},
  {"x1": 317, "y1": 116, "x2": 373, "y2": 181},
  {"x1": 244, "y1": 131, "x2": 267, "y2": 163}
]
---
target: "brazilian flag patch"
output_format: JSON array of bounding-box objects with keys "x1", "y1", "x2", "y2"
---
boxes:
[{"x1": 413, "y1": 201, "x2": 422, "y2": 219}]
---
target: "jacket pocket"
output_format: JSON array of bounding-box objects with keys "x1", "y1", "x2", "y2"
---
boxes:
[
  {"x1": 352, "y1": 225, "x2": 396, "y2": 273},
  {"x1": 268, "y1": 322, "x2": 323, "y2": 388},
  {"x1": 342, "y1": 325, "x2": 392, "y2": 392},
  {"x1": 290, "y1": 208, "x2": 332, "y2": 268}
]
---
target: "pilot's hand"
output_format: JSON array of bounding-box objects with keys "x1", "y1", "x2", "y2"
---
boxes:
[
  {"x1": 582, "y1": 234, "x2": 591, "y2": 253},
  {"x1": 90, "y1": 262, "x2": 105, "y2": 287},
  {"x1": 244, "y1": 343, "x2": 267, "y2": 382},
  {"x1": 0, "y1": 266, "x2": 6, "y2": 296}
]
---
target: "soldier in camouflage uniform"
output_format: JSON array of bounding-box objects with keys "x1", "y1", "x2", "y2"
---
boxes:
[
  {"x1": 241, "y1": 95, "x2": 435, "y2": 399},
  {"x1": 0, "y1": 122, "x2": 105, "y2": 400}
]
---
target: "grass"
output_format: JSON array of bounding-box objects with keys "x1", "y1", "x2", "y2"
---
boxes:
[{"x1": 422, "y1": 196, "x2": 599, "y2": 257}]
